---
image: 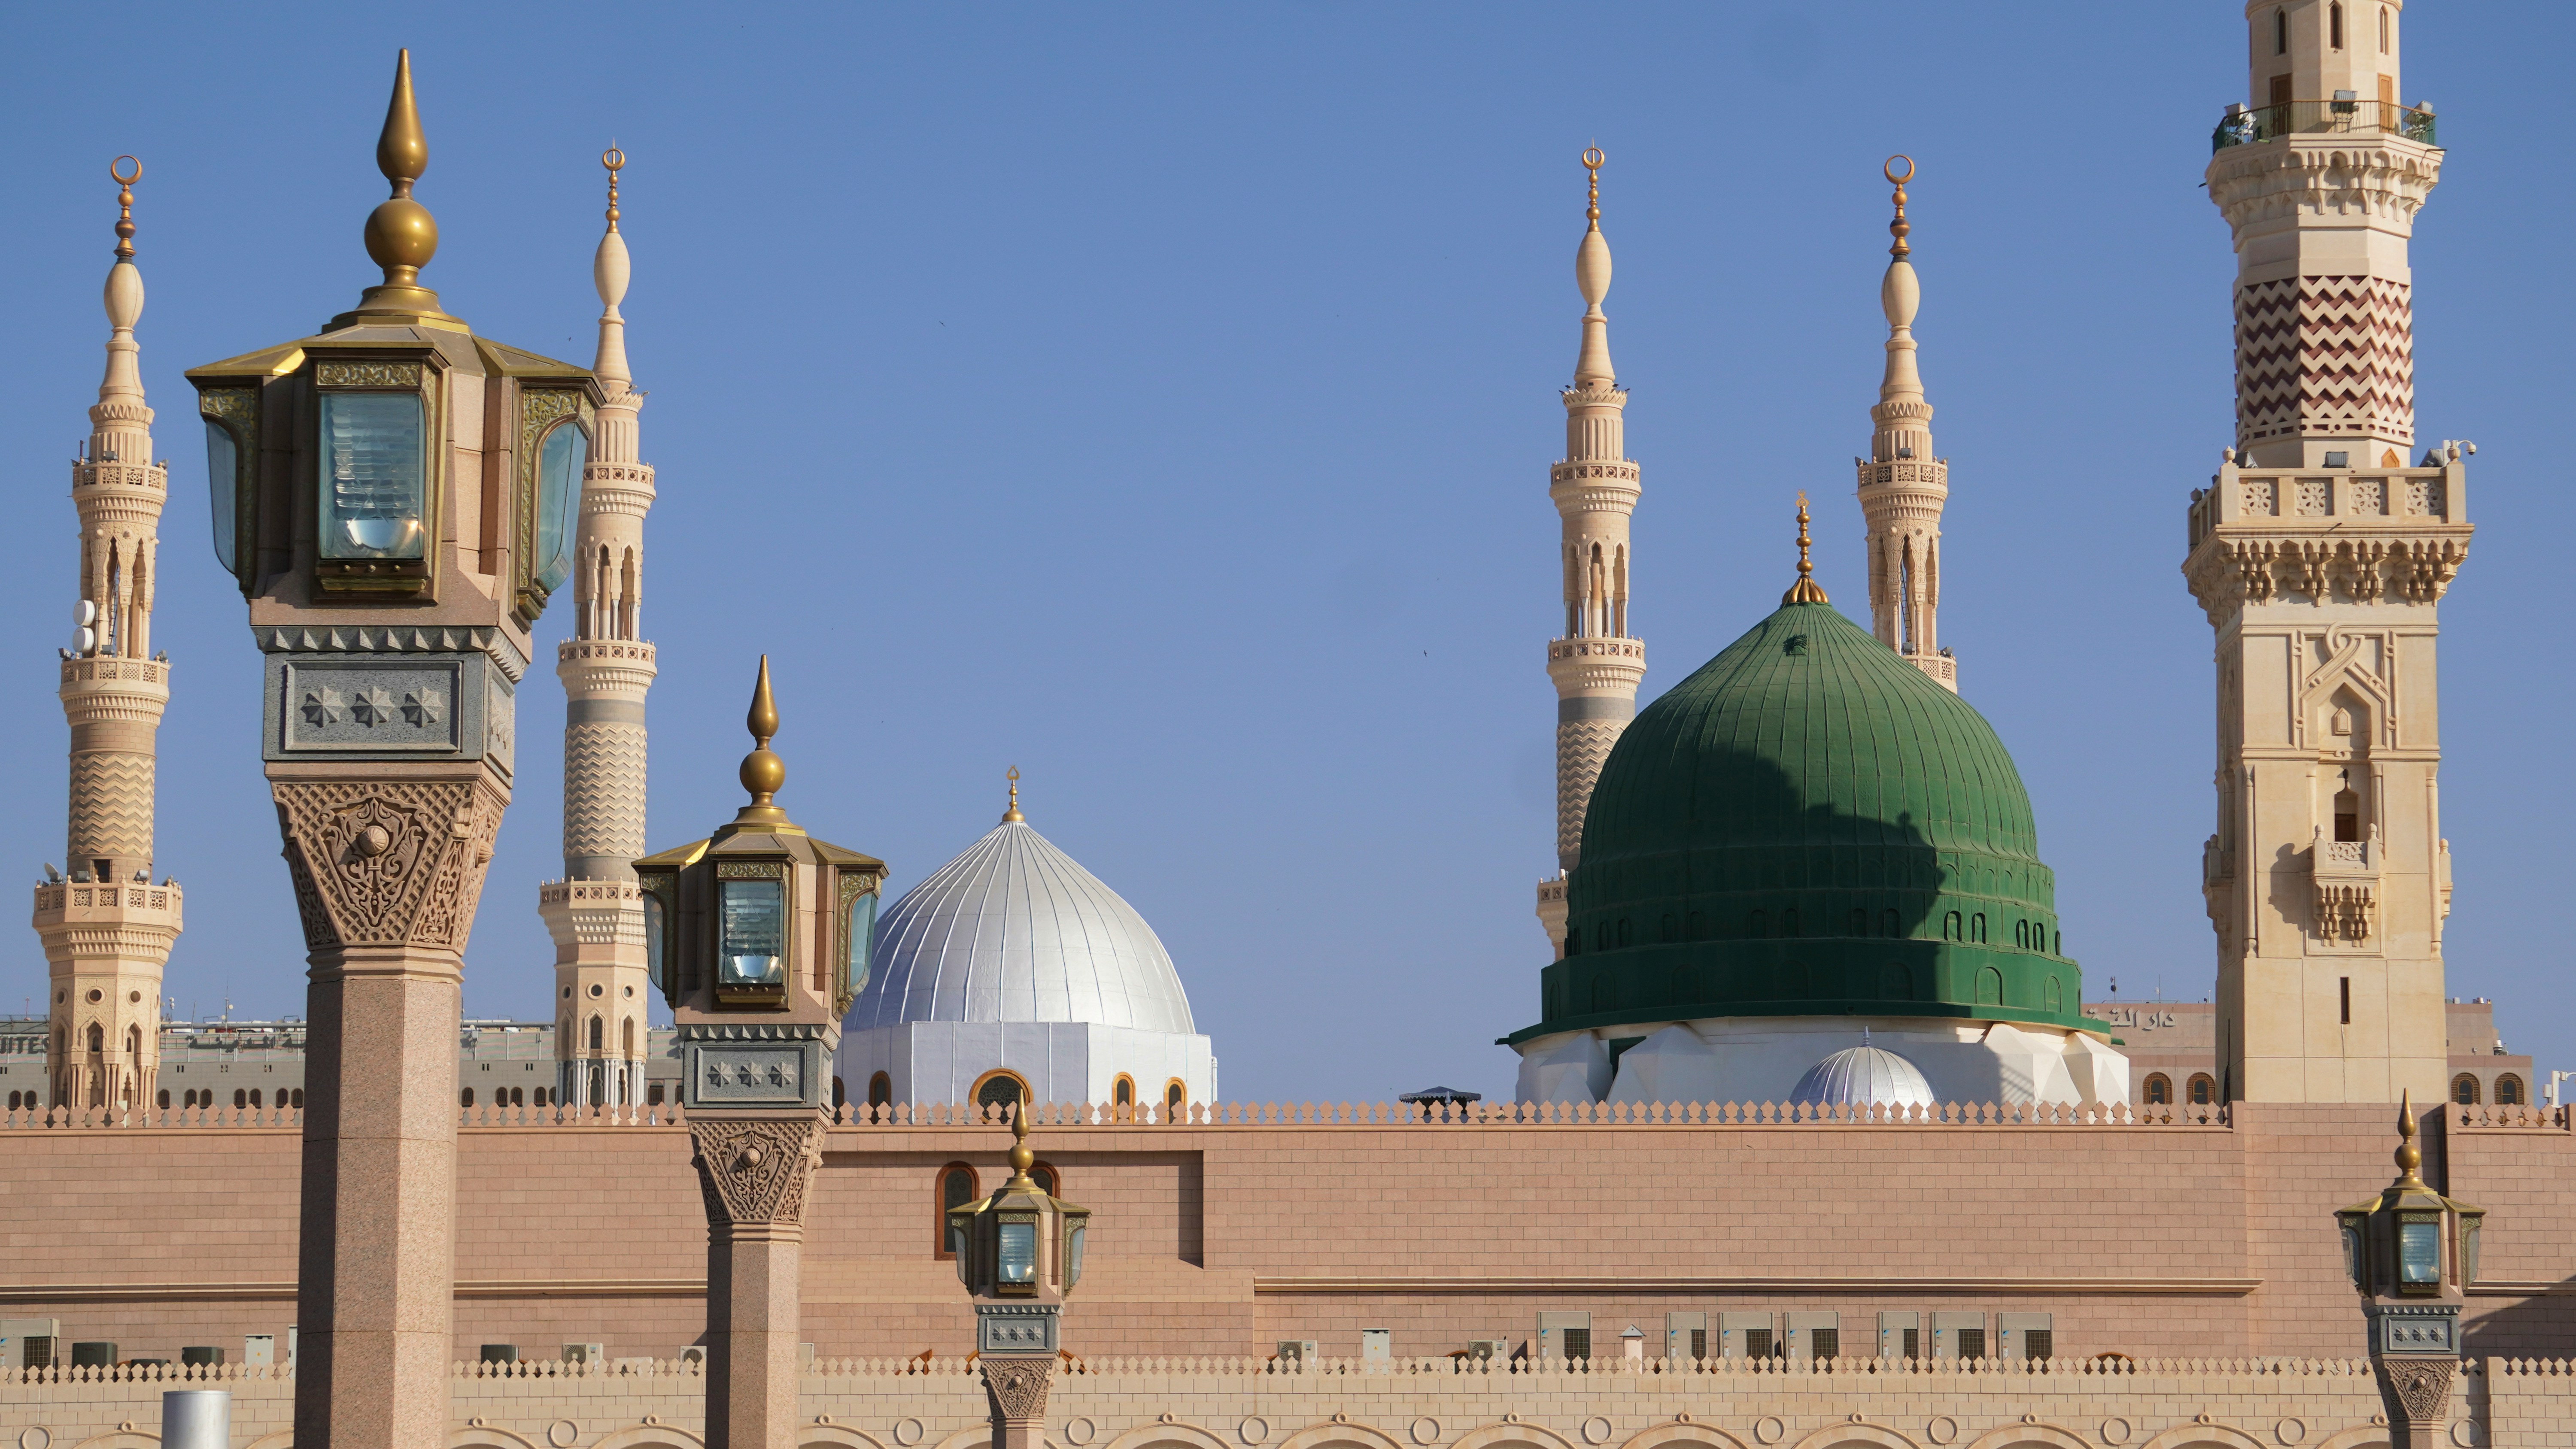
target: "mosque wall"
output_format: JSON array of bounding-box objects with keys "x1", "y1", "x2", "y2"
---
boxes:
[{"x1": 4, "y1": 1103, "x2": 2572, "y2": 1370}]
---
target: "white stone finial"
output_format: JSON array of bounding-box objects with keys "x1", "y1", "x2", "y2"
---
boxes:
[
  {"x1": 1573, "y1": 147, "x2": 1615, "y2": 388},
  {"x1": 592, "y1": 146, "x2": 632, "y2": 393}
]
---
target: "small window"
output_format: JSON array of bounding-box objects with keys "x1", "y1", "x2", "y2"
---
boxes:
[
  {"x1": 1975, "y1": 967, "x2": 2003, "y2": 1006},
  {"x1": 1943, "y1": 911, "x2": 1961, "y2": 941},
  {"x1": 234, "y1": 1088, "x2": 248, "y2": 1109},
  {"x1": 1031, "y1": 1160, "x2": 1060, "y2": 1197},
  {"x1": 157, "y1": 1089, "x2": 170, "y2": 1109},
  {"x1": 2045, "y1": 976, "x2": 2063, "y2": 1013},
  {"x1": 2333, "y1": 788, "x2": 2361, "y2": 843},
  {"x1": 832, "y1": 1076, "x2": 846, "y2": 1110},
  {"x1": 1811, "y1": 1328, "x2": 1840, "y2": 1361},
  {"x1": 2453, "y1": 1074, "x2": 2481, "y2": 1106},
  {"x1": 1743, "y1": 1328, "x2": 1773, "y2": 1358},
  {"x1": 1561, "y1": 1328, "x2": 1592, "y2": 1361},
  {"x1": 647, "y1": 1082, "x2": 665, "y2": 1106},
  {"x1": 2144, "y1": 1074, "x2": 2173, "y2": 1105},
  {"x1": 291, "y1": 1088, "x2": 304, "y2": 1108},
  {"x1": 869, "y1": 1071, "x2": 893, "y2": 1108},
  {"x1": 2330, "y1": 2, "x2": 2344, "y2": 50},
  {"x1": 2025, "y1": 1329, "x2": 2054, "y2": 1361},
  {"x1": 461, "y1": 1088, "x2": 475, "y2": 1108},
  {"x1": 587, "y1": 1016, "x2": 603, "y2": 1051},
  {"x1": 2500, "y1": 1075, "x2": 2525, "y2": 1106},
  {"x1": 1165, "y1": 1079, "x2": 1188, "y2": 1121},
  {"x1": 1957, "y1": 1328, "x2": 1986, "y2": 1361},
  {"x1": 2341, "y1": 976, "x2": 2352, "y2": 1025},
  {"x1": 2274, "y1": 8, "x2": 2288, "y2": 55},
  {"x1": 2015, "y1": 920, "x2": 2030, "y2": 949},
  {"x1": 534, "y1": 1087, "x2": 551, "y2": 1107},
  {"x1": 1971, "y1": 913, "x2": 1987, "y2": 943},
  {"x1": 2379, "y1": 5, "x2": 2390, "y2": 53},
  {"x1": 1112, "y1": 1074, "x2": 1134, "y2": 1109},
  {"x1": 936, "y1": 1162, "x2": 980, "y2": 1258},
  {"x1": 1689, "y1": 1328, "x2": 1706, "y2": 1360},
  {"x1": 2189, "y1": 1074, "x2": 2216, "y2": 1106},
  {"x1": 972, "y1": 1071, "x2": 1028, "y2": 1121}
]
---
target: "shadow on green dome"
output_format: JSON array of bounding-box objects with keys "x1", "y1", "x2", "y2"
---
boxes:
[{"x1": 1507, "y1": 599, "x2": 2104, "y2": 1046}]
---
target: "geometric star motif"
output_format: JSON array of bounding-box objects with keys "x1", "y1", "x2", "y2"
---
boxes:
[
  {"x1": 300, "y1": 687, "x2": 346, "y2": 727},
  {"x1": 402, "y1": 687, "x2": 445, "y2": 727},
  {"x1": 350, "y1": 687, "x2": 398, "y2": 727}
]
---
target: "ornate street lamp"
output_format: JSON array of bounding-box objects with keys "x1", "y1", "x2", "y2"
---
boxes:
[
  {"x1": 2336, "y1": 1091, "x2": 2484, "y2": 1448},
  {"x1": 637, "y1": 657, "x2": 883, "y2": 1449},
  {"x1": 949, "y1": 1109, "x2": 1091, "y2": 1449},
  {"x1": 180, "y1": 50, "x2": 597, "y2": 1449}
]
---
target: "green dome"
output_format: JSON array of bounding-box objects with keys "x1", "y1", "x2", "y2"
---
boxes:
[{"x1": 1510, "y1": 599, "x2": 2097, "y2": 1045}]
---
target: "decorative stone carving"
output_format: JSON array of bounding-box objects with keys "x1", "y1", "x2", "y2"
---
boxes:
[
  {"x1": 271, "y1": 779, "x2": 504, "y2": 951},
  {"x1": 686, "y1": 1116, "x2": 823, "y2": 1228},
  {"x1": 2378, "y1": 1356, "x2": 2455, "y2": 1427},
  {"x1": 982, "y1": 1357, "x2": 1054, "y2": 1422}
]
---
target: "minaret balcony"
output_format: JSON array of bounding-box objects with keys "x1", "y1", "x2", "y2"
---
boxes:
[
  {"x1": 2212, "y1": 100, "x2": 2436, "y2": 154},
  {"x1": 59, "y1": 655, "x2": 171, "y2": 689},
  {"x1": 2309, "y1": 828, "x2": 2380, "y2": 948},
  {"x1": 1546, "y1": 636, "x2": 1646, "y2": 696},
  {"x1": 558, "y1": 638, "x2": 657, "y2": 667},
  {"x1": 32, "y1": 879, "x2": 183, "y2": 928}
]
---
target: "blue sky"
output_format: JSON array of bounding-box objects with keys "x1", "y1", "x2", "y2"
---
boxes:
[{"x1": 0, "y1": 3, "x2": 2564, "y2": 1103}]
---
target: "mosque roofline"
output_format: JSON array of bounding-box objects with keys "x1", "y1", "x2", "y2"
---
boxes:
[{"x1": 1499, "y1": 1000, "x2": 2118, "y2": 1048}]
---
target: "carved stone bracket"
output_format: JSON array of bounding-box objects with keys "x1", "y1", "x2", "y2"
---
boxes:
[
  {"x1": 982, "y1": 1356, "x2": 1055, "y2": 1422},
  {"x1": 272, "y1": 778, "x2": 504, "y2": 952},
  {"x1": 2376, "y1": 1355, "x2": 2456, "y2": 1430},
  {"x1": 687, "y1": 1116, "x2": 824, "y2": 1228}
]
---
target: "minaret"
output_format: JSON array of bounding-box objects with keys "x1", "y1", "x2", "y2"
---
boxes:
[
  {"x1": 36, "y1": 158, "x2": 183, "y2": 1113},
  {"x1": 1854, "y1": 157, "x2": 1955, "y2": 691},
  {"x1": 1536, "y1": 148, "x2": 1646, "y2": 958},
  {"x1": 2187, "y1": 0, "x2": 2464, "y2": 1103},
  {"x1": 540, "y1": 147, "x2": 658, "y2": 1110}
]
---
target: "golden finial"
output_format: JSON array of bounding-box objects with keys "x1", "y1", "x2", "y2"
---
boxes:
[
  {"x1": 109, "y1": 156, "x2": 140, "y2": 261},
  {"x1": 1583, "y1": 146, "x2": 1604, "y2": 230},
  {"x1": 353, "y1": 49, "x2": 448, "y2": 321},
  {"x1": 602, "y1": 145, "x2": 624, "y2": 233},
  {"x1": 723, "y1": 655, "x2": 796, "y2": 831},
  {"x1": 1005, "y1": 1100, "x2": 1037, "y2": 1185},
  {"x1": 2394, "y1": 1087, "x2": 2426, "y2": 1185},
  {"x1": 1001, "y1": 766, "x2": 1024, "y2": 824},
  {"x1": 1883, "y1": 155, "x2": 1914, "y2": 261},
  {"x1": 1782, "y1": 492, "x2": 1830, "y2": 604}
]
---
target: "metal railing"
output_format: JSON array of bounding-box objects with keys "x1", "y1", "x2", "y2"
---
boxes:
[{"x1": 2211, "y1": 99, "x2": 2436, "y2": 152}]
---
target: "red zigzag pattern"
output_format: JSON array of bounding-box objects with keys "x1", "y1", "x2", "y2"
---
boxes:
[{"x1": 2235, "y1": 275, "x2": 2414, "y2": 448}]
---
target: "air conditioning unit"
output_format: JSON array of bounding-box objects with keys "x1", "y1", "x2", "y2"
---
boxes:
[
  {"x1": 1463, "y1": 1339, "x2": 1509, "y2": 1363},
  {"x1": 679, "y1": 1346, "x2": 708, "y2": 1367},
  {"x1": 1275, "y1": 1340, "x2": 1318, "y2": 1367},
  {"x1": 0, "y1": 1319, "x2": 59, "y2": 1370},
  {"x1": 562, "y1": 1343, "x2": 606, "y2": 1365}
]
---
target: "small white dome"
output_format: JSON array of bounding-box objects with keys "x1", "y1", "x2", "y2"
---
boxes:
[
  {"x1": 845, "y1": 820, "x2": 1194, "y2": 1035},
  {"x1": 1790, "y1": 1044, "x2": 1935, "y2": 1109}
]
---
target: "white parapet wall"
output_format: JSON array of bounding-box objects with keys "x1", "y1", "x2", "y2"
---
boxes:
[{"x1": 8, "y1": 1355, "x2": 2575, "y2": 1449}]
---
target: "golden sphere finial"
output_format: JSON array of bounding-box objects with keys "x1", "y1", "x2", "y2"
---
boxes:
[
  {"x1": 1883, "y1": 155, "x2": 1914, "y2": 261},
  {"x1": 738, "y1": 655, "x2": 786, "y2": 806},
  {"x1": 1002, "y1": 765, "x2": 1025, "y2": 824},
  {"x1": 1782, "y1": 492, "x2": 1830, "y2": 605},
  {"x1": 361, "y1": 49, "x2": 440, "y2": 286},
  {"x1": 109, "y1": 155, "x2": 140, "y2": 261},
  {"x1": 2395, "y1": 1087, "x2": 2425, "y2": 1182},
  {"x1": 1581, "y1": 145, "x2": 1604, "y2": 227},
  {"x1": 603, "y1": 144, "x2": 625, "y2": 232}
]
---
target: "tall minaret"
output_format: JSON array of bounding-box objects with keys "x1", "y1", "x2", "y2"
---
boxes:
[
  {"x1": 540, "y1": 148, "x2": 658, "y2": 1110},
  {"x1": 1854, "y1": 157, "x2": 1956, "y2": 692},
  {"x1": 36, "y1": 158, "x2": 184, "y2": 1112},
  {"x1": 1536, "y1": 148, "x2": 1645, "y2": 958},
  {"x1": 2187, "y1": 0, "x2": 2464, "y2": 1104}
]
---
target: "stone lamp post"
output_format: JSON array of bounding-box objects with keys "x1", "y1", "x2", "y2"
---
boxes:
[
  {"x1": 636, "y1": 657, "x2": 884, "y2": 1449},
  {"x1": 2336, "y1": 1090, "x2": 2485, "y2": 1448},
  {"x1": 948, "y1": 1109, "x2": 1092, "y2": 1449},
  {"x1": 184, "y1": 50, "x2": 597, "y2": 1449}
]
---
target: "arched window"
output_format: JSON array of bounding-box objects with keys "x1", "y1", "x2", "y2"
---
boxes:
[
  {"x1": 2045, "y1": 976, "x2": 2063, "y2": 1013},
  {"x1": 2144, "y1": 1074, "x2": 2173, "y2": 1106},
  {"x1": 249, "y1": 1089, "x2": 263, "y2": 1109},
  {"x1": 86, "y1": 1022, "x2": 103, "y2": 1053},
  {"x1": 2015, "y1": 920, "x2": 2030, "y2": 949},
  {"x1": 1112, "y1": 1074, "x2": 1135, "y2": 1110},
  {"x1": 1165, "y1": 1079, "x2": 1188, "y2": 1122},
  {"x1": 2499, "y1": 1075, "x2": 2525, "y2": 1106},
  {"x1": 1943, "y1": 911, "x2": 1961, "y2": 941},
  {"x1": 6, "y1": 1092, "x2": 19, "y2": 1111},
  {"x1": 127, "y1": 1025, "x2": 141, "y2": 1059},
  {"x1": 587, "y1": 1015, "x2": 604, "y2": 1052},
  {"x1": 2189, "y1": 1075, "x2": 2216, "y2": 1106},
  {"x1": 2329, "y1": 2, "x2": 2344, "y2": 50},
  {"x1": 461, "y1": 1087, "x2": 475, "y2": 1108},
  {"x1": 936, "y1": 1162, "x2": 980, "y2": 1258},
  {"x1": 1031, "y1": 1161, "x2": 1061, "y2": 1197},
  {"x1": 2379, "y1": 6, "x2": 2390, "y2": 53},
  {"x1": 972, "y1": 1070, "x2": 1029, "y2": 1122},
  {"x1": 622, "y1": 1018, "x2": 636, "y2": 1057},
  {"x1": 534, "y1": 1087, "x2": 551, "y2": 1107},
  {"x1": 2453, "y1": 1074, "x2": 2481, "y2": 1106},
  {"x1": 869, "y1": 1071, "x2": 893, "y2": 1108},
  {"x1": 2274, "y1": 8, "x2": 2287, "y2": 56},
  {"x1": 1971, "y1": 913, "x2": 1987, "y2": 943},
  {"x1": 1975, "y1": 967, "x2": 2003, "y2": 1006},
  {"x1": 234, "y1": 1088, "x2": 248, "y2": 1109},
  {"x1": 2333, "y1": 787, "x2": 2361, "y2": 843},
  {"x1": 832, "y1": 1076, "x2": 846, "y2": 1110}
]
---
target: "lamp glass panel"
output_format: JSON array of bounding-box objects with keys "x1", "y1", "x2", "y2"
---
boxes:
[
  {"x1": 318, "y1": 391, "x2": 426, "y2": 559},
  {"x1": 996, "y1": 1222, "x2": 1037, "y2": 1285},
  {"x1": 2398, "y1": 1221, "x2": 2441, "y2": 1285},
  {"x1": 717, "y1": 878, "x2": 784, "y2": 985},
  {"x1": 1064, "y1": 1222, "x2": 1085, "y2": 1288},
  {"x1": 641, "y1": 891, "x2": 668, "y2": 993},
  {"x1": 532, "y1": 419, "x2": 586, "y2": 594},
  {"x1": 844, "y1": 889, "x2": 878, "y2": 1000},
  {"x1": 203, "y1": 420, "x2": 238, "y2": 573}
]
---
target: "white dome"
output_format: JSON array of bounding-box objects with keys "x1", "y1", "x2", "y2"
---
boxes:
[
  {"x1": 1789, "y1": 1044, "x2": 1936, "y2": 1109},
  {"x1": 845, "y1": 819, "x2": 1195, "y2": 1035}
]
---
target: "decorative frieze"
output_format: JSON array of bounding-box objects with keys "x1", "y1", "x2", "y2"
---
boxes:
[{"x1": 271, "y1": 778, "x2": 505, "y2": 952}]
